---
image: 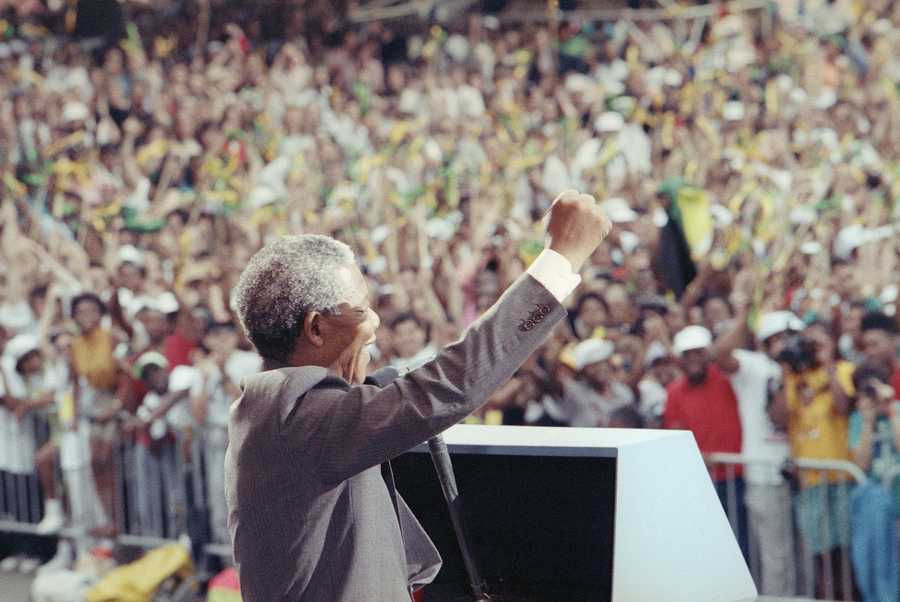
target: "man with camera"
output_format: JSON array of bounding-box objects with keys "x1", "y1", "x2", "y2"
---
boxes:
[{"x1": 769, "y1": 321, "x2": 856, "y2": 601}]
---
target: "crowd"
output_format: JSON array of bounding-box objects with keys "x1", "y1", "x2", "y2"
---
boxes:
[{"x1": 0, "y1": 0, "x2": 899, "y2": 599}]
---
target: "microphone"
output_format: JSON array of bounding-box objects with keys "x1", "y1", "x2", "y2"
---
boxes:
[{"x1": 365, "y1": 365, "x2": 488, "y2": 600}]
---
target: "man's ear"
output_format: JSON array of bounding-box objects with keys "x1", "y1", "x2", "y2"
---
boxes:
[{"x1": 303, "y1": 312, "x2": 325, "y2": 348}]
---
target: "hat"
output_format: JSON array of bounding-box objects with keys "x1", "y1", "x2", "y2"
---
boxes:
[
  {"x1": 672, "y1": 326, "x2": 712, "y2": 356},
  {"x1": 133, "y1": 351, "x2": 169, "y2": 379},
  {"x1": 130, "y1": 292, "x2": 180, "y2": 316},
  {"x1": 594, "y1": 111, "x2": 624, "y2": 133},
  {"x1": 572, "y1": 339, "x2": 615, "y2": 370},
  {"x1": 755, "y1": 311, "x2": 805, "y2": 342},
  {"x1": 4, "y1": 334, "x2": 41, "y2": 363},
  {"x1": 800, "y1": 241, "x2": 823, "y2": 255},
  {"x1": 722, "y1": 101, "x2": 745, "y2": 121},
  {"x1": 117, "y1": 245, "x2": 146, "y2": 268},
  {"x1": 644, "y1": 340, "x2": 670, "y2": 367},
  {"x1": 62, "y1": 101, "x2": 90, "y2": 123},
  {"x1": 599, "y1": 197, "x2": 638, "y2": 223}
]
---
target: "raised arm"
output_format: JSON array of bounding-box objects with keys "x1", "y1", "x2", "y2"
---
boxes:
[{"x1": 285, "y1": 191, "x2": 612, "y2": 483}]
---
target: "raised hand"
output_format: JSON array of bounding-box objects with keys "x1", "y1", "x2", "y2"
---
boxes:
[{"x1": 544, "y1": 190, "x2": 613, "y2": 272}]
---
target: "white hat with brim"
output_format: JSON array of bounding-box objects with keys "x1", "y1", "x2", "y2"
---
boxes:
[
  {"x1": 756, "y1": 311, "x2": 805, "y2": 342},
  {"x1": 62, "y1": 101, "x2": 90, "y2": 123},
  {"x1": 594, "y1": 111, "x2": 624, "y2": 133},
  {"x1": 572, "y1": 338, "x2": 615, "y2": 371},
  {"x1": 672, "y1": 326, "x2": 712, "y2": 356},
  {"x1": 117, "y1": 245, "x2": 146, "y2": 268},
  {"x1": 4, "y1": 334, "x2": 41, "y2": 363},
  {"x1": 133, "y1": 351, "x2": 169, "y2": 379}
]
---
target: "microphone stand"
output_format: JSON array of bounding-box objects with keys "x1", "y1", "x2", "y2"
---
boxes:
[{"x1": 427, "y1": 435, "x2": 490, "y2": 601}]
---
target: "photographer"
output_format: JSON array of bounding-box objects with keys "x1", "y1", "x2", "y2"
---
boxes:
[
  {"x1": 769, "y1": 321, "x2": 856, "y2": 600},
  {"x1": 848, "y1": 363, "x2": 900, "y2": 602},
  {"x1": 850, "y1": 363, "x2": 900, "y2": 507}
]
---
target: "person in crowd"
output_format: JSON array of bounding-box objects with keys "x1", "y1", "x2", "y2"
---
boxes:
[
  {"x1": 769, "y1": 321, "x2": 857, "y2": 601},
  {"x1": 0, "y1": 335, "x2": 59, "y2": 573},
  {"x1": 859, "y1": 312, "x2": 900, "y2": 397},
  {"x1": 664, "y1": 325, "x2": 749, "y2": 560},
  {"x1": 563, "y1": 338, "x2": 635, "y2": 427},
  {"x1": 713, "y1": 302, "x2": 799, "y2": 596},
  {"x1": 69, "y1": 293, "x2": 120, "y2": 536},
  {"x1": 189, "y1": 321, "x2": 261, "y2": 544},
  {"x1": 850, "y1": 363, "x2": 900, "y2": 510},
  {"x1": 388, "y1": 313, "x2": 436, "y2": 373},
  {"x1": 130, "y1": 351, "x2": 193, "y2": 539}
]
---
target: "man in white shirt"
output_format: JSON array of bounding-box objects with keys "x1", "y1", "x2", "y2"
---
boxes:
[{"x1": 714, "y1": 308, "x2": 804, "y2": 597}]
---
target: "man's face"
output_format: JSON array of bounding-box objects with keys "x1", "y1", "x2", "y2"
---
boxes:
[
  {"x1": 392, "y1": 319, "x2": 427, "y2": 360},
  {"x1": 118, "y1": 262, "x2": 143, "y2": 291},
  {"x1": 19, "y1": 351, "x2": 43, "y2": 375},
  {"x1": 317, "y1": 265, "x2": 380, "y2": 384},
  {"x1": 139, "y1": 309, "x2": 171, "y2": 343},
  {"x1": 764, "y1": 331, "x2": 791, "y2": 361},
  {"x1": 204, "y1": 327, "x2": 238, "y2": 359},
  {"x1": 680, "y1": 348, "x2": 710, "y2": 384},
  {"x1": 582, "y1": 360, "x2": 613, "y2": 391},
  {"x1": 862, "y1": 329, "x2": 896, "y2": 367},
  {"x1": 145, "y1": 366, "x2": 169, "y2": 395},
  {"x1": 704, "y1": 297, "x2": 732, "y2": 331},
  {"x1": 73, "y1": 299, "x2": 103, "y2": 333}
]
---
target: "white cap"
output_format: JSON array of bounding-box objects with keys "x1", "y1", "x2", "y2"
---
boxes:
[
  {"x1": 672, "y1": 326, "x2": 712, "y2": 356},
  {"x1": 4, "y1": 334, "x2": 41, "y2": 363},
  {"x1": 572, "y1": 339, "x2": 615, "y2": 370},
  {"x1": 117, "y1": 245, "x2": 146, "y2": 267},
  {"x1": 833, "y1": 224, "x2": 865, "y2": 259},
  {"x1": 131, "y1": 292, "x2": 180, "y2": 316},
  {"x1": 599, "y1": 197, "x2": 638, "y2": 223},
  {"x1": 134, "y1": 351, "x2": 169, "y2": 379},
  {"x1": 756, "y1": 311, "x2": 805, "y2": 342},
  {"x1": 644, "y1": 340, "x2": 670, "y2": 367},
  {"x1": 62, "y1": 101, "x2": 89, "y2": 123},
  {"x1": 723, "y1": 101, "x2": 745, "y2": 121},
  {"x1": 594, "y1": 111, "x2": 624, "y2": 133},
  {"x1": 800, "y1": 241, "x2": 823, "y2": 255}
]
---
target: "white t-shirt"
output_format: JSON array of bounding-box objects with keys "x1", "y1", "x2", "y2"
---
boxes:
[
  {"x1": 729, "y1": 349, "x2": 790, "y2": 485},
  {"x1": 0, "y1": 360, "x2": 60, "y2": 474},
  {"x1": 140, "y1": 365, "x2": 198, "y2": 440},
  {"x1": 195, "y1": 351, "x2": 262, "y2": 430}
]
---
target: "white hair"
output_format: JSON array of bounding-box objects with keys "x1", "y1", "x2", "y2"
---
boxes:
[{"x1": 231, "y1": 235, "x2": 356, "y2": 361}]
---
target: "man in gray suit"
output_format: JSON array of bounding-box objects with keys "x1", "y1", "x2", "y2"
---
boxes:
[{"x1": 226, "y1": 190, "x2": 612, "y2": 601}]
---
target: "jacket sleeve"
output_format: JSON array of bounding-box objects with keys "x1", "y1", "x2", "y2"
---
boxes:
[{"x1": 283, "y1": 273, "x2": 567, "y2": 484}]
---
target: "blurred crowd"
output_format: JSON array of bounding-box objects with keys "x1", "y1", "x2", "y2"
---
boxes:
[{"x1": 0, "y1": 0, "x2": 899, "y2": 599}]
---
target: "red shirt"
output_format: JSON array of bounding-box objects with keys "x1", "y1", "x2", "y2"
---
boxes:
[
  {"x1": 664, "y1": 363, "x2": 743, "y2": 481},
  {"x1": 163, "y1": 332, "x2": 195, "y2": 369}
]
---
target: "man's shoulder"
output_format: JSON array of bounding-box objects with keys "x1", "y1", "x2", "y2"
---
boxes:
[{"x1": 237, "y1": 366, "x2": 334, "y2": 424}]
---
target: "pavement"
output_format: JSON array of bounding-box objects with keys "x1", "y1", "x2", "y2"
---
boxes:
[{"x1": 0, "y1": 572, "x2": 33, "y2": 601}]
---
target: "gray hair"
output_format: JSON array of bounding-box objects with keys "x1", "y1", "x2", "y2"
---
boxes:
[{"x1": 231, "y1": 235, "x2": 356, "y2": 362}]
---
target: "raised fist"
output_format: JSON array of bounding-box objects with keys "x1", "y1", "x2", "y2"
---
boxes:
[{"x1": 545, "y1": 189, "x2": 613, "y2": 272}]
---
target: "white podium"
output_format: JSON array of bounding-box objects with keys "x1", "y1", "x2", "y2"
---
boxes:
[{"x1": 396, "y1": 425, "x2": 757, "y2": 602}]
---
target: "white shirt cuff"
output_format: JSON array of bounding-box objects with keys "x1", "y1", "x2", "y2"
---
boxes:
[{"x1": 526, "y1": 248, "x2": 582, "y2": 304}]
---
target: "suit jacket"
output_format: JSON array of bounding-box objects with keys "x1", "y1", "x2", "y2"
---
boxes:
[{"x1": 225, "y1": 273, "x2": 566, "y2": 601}]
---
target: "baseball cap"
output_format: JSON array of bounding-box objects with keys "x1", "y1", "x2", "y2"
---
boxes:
[
  {"x1": 755, "y1": 311, "x2": 805, "y2": 342},
  {"x1": 672, "y1": 326, "x2": 712, "y2": 356},
  {"x1": 572, "y1": 339, "x2": 615, "y2": 371}
]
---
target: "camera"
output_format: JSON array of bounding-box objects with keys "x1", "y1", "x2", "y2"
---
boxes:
[{"x1": 776, "y1": 334, "x2": 819, "y2": 373}]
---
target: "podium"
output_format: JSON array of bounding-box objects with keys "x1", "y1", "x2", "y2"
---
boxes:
[{"x1": 394, "y1": 425, "x2": 757, "y2": 602}]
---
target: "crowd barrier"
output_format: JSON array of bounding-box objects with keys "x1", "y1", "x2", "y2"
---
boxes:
[{"x1": 705, "y1": 452, "x2": 894, "y2": 602}]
